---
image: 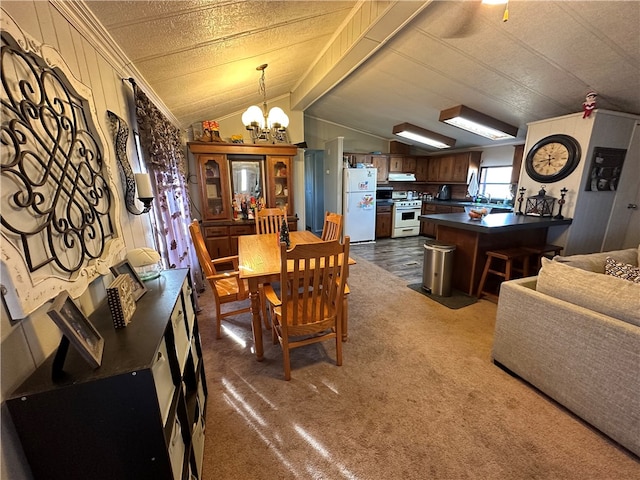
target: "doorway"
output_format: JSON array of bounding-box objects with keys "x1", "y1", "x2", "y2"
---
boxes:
[{"x1": 304, "y1": 149, "x2": 325, "y2": 235}]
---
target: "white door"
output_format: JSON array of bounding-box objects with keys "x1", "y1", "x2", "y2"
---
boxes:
[{"x1": 603, "y1": 122, "x2": 640, "y2": 250}]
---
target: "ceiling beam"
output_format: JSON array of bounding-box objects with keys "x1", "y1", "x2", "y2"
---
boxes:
[{"x1": 290, "y1": 0, "x2": 433, "y2": 112}]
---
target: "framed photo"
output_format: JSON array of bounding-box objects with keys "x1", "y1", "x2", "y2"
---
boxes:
[
  {"x1": 47, "y1": 291, "x2": 104, "y2": 369},
  {"x1": 110, "y1": 259, "x2": 148, "y2": 301},
  {"x1": 585, "y1": 147, "x2": 627, "y2": 192}
]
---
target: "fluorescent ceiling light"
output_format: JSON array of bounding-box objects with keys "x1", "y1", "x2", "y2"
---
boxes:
[
  {"x1": 439, "y1": 105, "x2": 518, "y2": 140},
  {"x1": 392, "y1": 123, "x2": 455, "y2": 149}
]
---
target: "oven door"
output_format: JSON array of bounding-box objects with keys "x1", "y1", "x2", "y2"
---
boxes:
[
  {"x1": 395, "y1": 208, "x2": 419, "y2": 227},
  {"x1": 392, "y1": 205, "x2": 421, "y2": 237}
]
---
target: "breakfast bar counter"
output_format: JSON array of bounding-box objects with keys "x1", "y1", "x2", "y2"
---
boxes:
[{"x1": 419, "y1": 213, "x2": 572, "y2": 295}]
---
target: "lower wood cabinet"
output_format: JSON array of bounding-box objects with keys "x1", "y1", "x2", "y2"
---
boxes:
[
  {"x1": 375, "y1": 204, "x2": 392, "y2": 238},
  {"x1": 421, "y1": 203, "x2": 464, "y2": 237},
  {"x1": 6, "y1": 269, "x2": 207, "y2": 480},
  {"x1": 201, "y1": 218, "x2": 297, "y2": 260}
]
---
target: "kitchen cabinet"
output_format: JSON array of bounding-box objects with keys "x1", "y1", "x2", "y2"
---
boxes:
[
  {"x1": 6, "y1": 269, "x2": 207, "y2": 480},
  {"x1": 511, "y1": 144, "x2": 525, "y2": 185},
  {"x1": 344, "y1": 152, "x2": 389, "y2": 182},
  {"x1": 389, "y1": 154, "x2": 403, "y2": 172},
  {"x1": 370, "y1": 154, "x2": 389, "y2": 182},
  {"x1": 427, "y1": 157, "x2": 440, "y2": 181},
  {"x1": 389, "y1": 155, "x2": 416, "y2": 173},
  {"x1": 421, "y1": 203, "x2": 437, "y2": 236},
  {"x1": 189, "y1": 142, "x2": 298, "y2": 260},
  {"x1": 415, "y1": 156, "x2": 429, "y2": 181},
  {"x1": 421, "y1": 203, "x2": 464, "y2": 237},
  {"x1": 375, "y1": 204, "x2": 392, "y2": 238},
  {"x1": 427, "y1": 152, "x2": 481, "y2": 184}
]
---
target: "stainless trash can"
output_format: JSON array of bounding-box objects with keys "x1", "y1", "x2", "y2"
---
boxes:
[{"x1": 422, "y1": 240, "x2": 456, "y2": 297}]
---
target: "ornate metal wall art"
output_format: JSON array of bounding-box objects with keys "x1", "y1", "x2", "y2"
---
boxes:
[{"x1": 0, "y1": 16, "x2": 124, "y2": 319}]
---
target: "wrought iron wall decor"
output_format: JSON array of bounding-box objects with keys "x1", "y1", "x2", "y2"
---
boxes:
[
  {"x1": 107, "y1": 110, "x2": 154, "y2": 215},
  {"x1": 0, "y1": 17, "x2": 124, "y2": 319}
]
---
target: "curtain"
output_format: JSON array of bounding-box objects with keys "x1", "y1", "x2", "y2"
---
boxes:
[{"x1": 133, "y1": 84, "x2": 204, "y2": 293}]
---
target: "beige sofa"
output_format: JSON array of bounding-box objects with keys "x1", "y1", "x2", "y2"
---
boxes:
[{"x1": 492, "y1": 246, "x2": 640, "y2": 456}]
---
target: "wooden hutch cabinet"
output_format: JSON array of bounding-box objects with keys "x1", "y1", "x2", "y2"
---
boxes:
[
  {"x1": 197, "y1": 154, "x2": 231, "y2": 220},
  {"x1": 188, "y1": 142, "x2": 298, "y2": 259},
  {"x1": 267, "y1": 156, "x2": 294, "y2": 215},
  {"x1": 6, "y1": 270, "x2": 206, "y2": 480}
]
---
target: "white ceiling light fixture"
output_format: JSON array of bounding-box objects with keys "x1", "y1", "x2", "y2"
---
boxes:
[
  {"x1": 439, "y1": 105, "x2": 518, "y2": 140},
  {"x1": 242, "y1": 64, "x2": 289, "y2": 144},
  {"x1": 392, "y1": 122, "x2": 456, "y2": 149}
]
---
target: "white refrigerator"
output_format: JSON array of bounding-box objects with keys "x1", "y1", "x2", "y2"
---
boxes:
[{"x1": 343, "y1": 167, "x2": 377, "y2": 243}]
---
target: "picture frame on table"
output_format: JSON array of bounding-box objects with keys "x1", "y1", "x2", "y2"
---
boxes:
[
  {"x1": 47, "y1": 291, "x2": 104, "y2": 369},
  {"x1": 110, "y1": 259, "x2": 148, "y2": 301}
]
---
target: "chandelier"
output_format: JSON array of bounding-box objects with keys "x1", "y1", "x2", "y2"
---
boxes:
[{"x1": 242, "y1": 64, "x2": 289, "y2": 144}]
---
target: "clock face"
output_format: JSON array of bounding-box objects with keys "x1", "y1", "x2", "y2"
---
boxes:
[{"x1": 525, "y1": 134, "x2": 581, "y2": 182}]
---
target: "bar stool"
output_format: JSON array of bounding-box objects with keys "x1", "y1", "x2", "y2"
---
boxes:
[
  {"x1": 523, "y1": 244, "x2": 563, "y2": 272},
  {"x1": 477, "y1": 247, "x2": 531, "y2": 302}
]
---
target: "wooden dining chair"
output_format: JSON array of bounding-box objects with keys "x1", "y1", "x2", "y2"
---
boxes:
[
  {"x1": 189, "y1": 220, "x2": 254, "y2": 339},
  {"x1": 264, "y1": 237, "x2": 350, "y2": 380},
  {"x1": 255, "y1": 207, "x2": 286, "y2": 234},
  {"x1": 319, "y1": 211, "x2": 350, "y2": 341},
  {"x1": 321, "y1": 211, "x2": 343, "y2": 241}
]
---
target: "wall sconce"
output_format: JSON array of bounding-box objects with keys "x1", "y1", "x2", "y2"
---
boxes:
[
  {"x1": 133, "y1": 173, "x2": 154, "y2": 214},
  {"x1": 107, "y1": 111, "x2": 154, "y2": 215},
  {"x1": 392, "y1": 122, "x2": 456, "y2": 149},
  {"x1": 439, "y1": 105, "x2": 518, "y2": 140}
]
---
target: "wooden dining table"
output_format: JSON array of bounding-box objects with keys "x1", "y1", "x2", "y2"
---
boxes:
[{"x1": 238, "y1": 230, "x2": 354, "y2": 361}]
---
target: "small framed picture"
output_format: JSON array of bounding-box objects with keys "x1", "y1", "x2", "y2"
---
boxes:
[
  {"x1": 585, "y1": 147, "x2": 627, "y2": 192},
  {"x1": 110, "y1": 259, "x2": 148, "y2": 301},
  {"x1": 47, "y1": 291, "x2": 104, "y2": 369}
]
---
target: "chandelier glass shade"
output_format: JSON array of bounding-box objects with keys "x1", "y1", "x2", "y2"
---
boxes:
[{"x1": 242, "y1": 64, "x2": 289, "y2": 143}]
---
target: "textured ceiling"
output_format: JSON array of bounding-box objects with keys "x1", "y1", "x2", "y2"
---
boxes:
[{"x1": 85, "y1": 0, "x2": 640, "y2": 150}]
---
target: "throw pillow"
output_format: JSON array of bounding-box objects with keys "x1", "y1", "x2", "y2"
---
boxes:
[
  {"x1": 537, "y1": 258, "x2": 640, "y2": 327},
  {"x1": 604, "y1": 257, "x2": 640, "y2": 283}
]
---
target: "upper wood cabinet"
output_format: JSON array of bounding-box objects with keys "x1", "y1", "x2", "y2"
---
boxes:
[
  {"x1": 428, "y1": 151, "x2": 481, "y2": 184},
  {"x1": 370, "y1": 154, "x2": 389, "y2": 182},
  {"x1": 415, "y1": 157, "x2": 429, "y2": 181},
  {"x1": 388, "y1": 155, "x2": 416, "y2": 173},
  {"x1": 403, "y1": 156, "x2": 417, "y2": 173},
  {"x1": 511, "y1": 144, "x2": 525, "y2": 185},
  {"x1": 344, "y1": 152, "x2": 389, "y2": 182}
]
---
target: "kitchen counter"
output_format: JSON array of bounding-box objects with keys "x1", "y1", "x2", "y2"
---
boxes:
[
  {"x1": 422, "y1": 199, "x2": 513, "y2": 212},
  {"x1": 419, "y1": 212, "x2": 572, "y2": 232},
  {"x1": 419, "y1": 212, "x2": 572, "y2": 295}
]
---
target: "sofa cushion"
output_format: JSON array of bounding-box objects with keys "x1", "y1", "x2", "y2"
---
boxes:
[
  {"x1": 552, "y1": 246, "x2": 639, "y2": 273},
  {"x1": 604, "y1": 257, "x2": 640, "y2": 283},
  {"x1": 537, "y1": 258, "x2": 640, "y2": 327}
]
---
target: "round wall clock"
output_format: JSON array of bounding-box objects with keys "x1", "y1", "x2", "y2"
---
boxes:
[{"x1": 525, "y1": 134, "x2": 581, "y2": 183}]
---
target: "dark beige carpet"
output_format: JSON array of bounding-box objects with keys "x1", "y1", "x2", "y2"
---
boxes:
[{"x1": 197, "y1": 255, "x2": 638, "y2": 479}]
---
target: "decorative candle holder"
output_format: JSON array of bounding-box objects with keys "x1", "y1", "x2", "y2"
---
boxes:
[
  {"x1": 516, "y1": 187, "x2": 526, "y2": 215},
  {"x1": 554, "y1": 187, "x2": 568, "y2": 219}
]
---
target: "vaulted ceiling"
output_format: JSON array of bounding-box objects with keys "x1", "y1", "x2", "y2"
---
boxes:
[{"x1": 84, "y1": 0, "x2": 640, "y2": 150}]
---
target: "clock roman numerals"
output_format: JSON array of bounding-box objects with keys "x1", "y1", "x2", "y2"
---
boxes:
[{"x1": 525, "y1": 134, "x2": 581, "y2": 183}]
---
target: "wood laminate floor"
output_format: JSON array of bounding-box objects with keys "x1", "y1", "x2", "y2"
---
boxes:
[{"x1": 350, "y1": 235, "x2": 429, "y2": 285}]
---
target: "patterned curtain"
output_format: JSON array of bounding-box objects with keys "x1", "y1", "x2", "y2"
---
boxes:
[{"x1": 132, "y1": 84, "x2": 203, "y2": 293}]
